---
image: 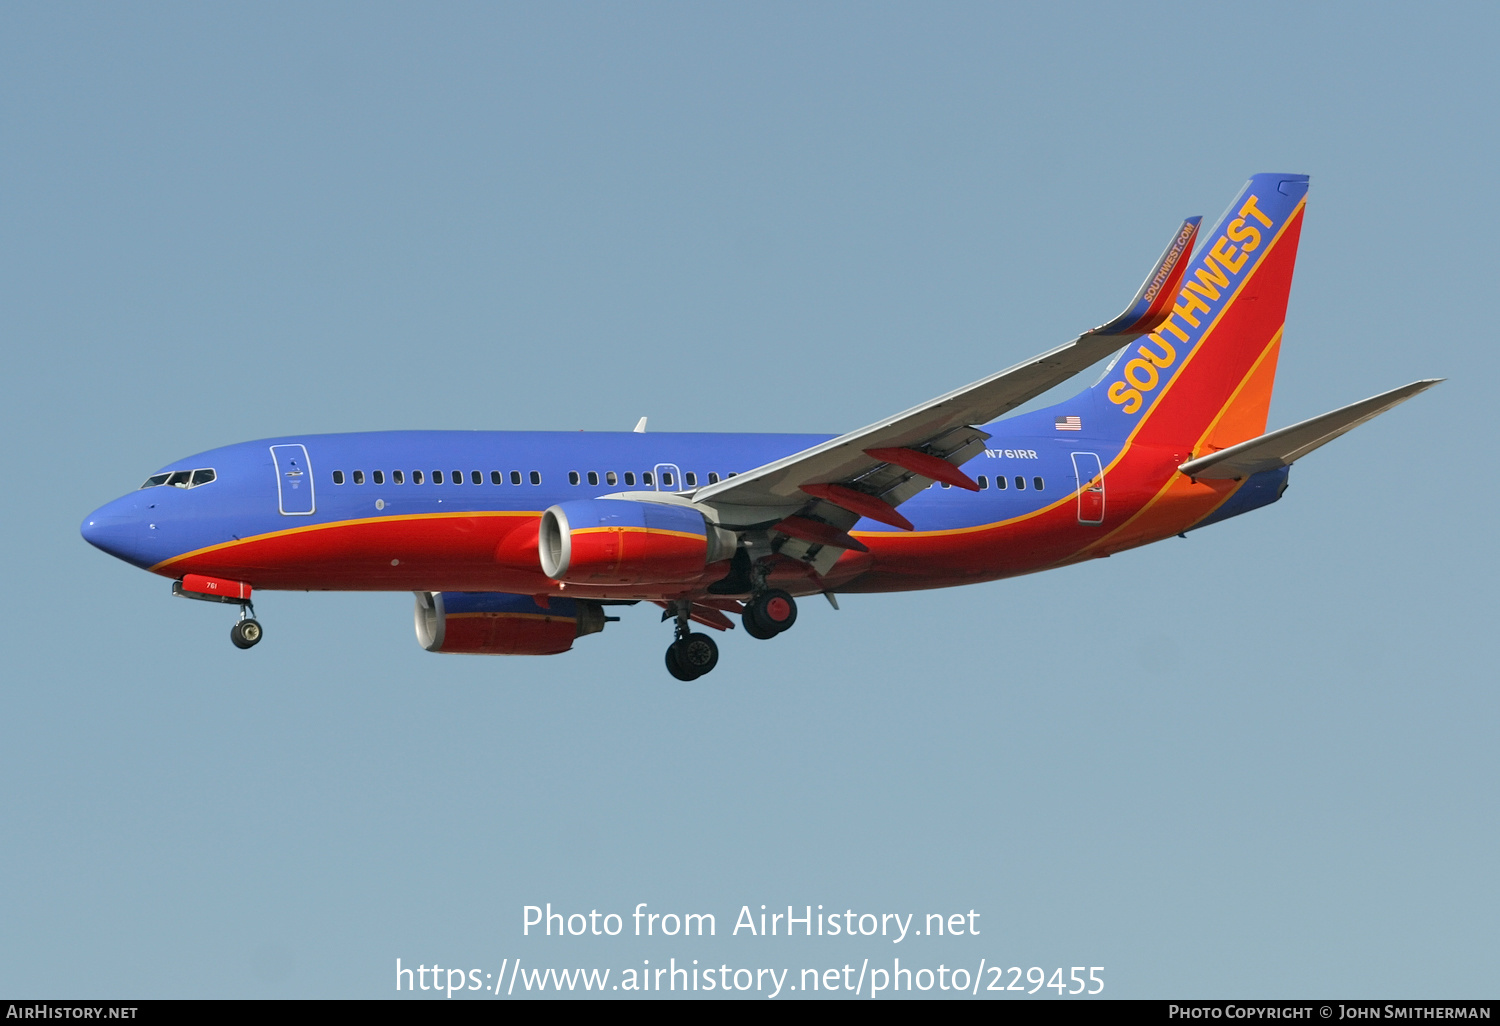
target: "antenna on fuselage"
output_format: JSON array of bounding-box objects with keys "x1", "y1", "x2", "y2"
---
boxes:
[{"x1": 633, "y1": 417, "x2": 648, "y2": 433}]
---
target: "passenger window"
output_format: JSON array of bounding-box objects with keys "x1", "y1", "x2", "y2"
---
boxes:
[
  {"x1": 624, "y1": 472, "x2": 636, "y2": 486},
  {"x1": 607, "y1": 472, "x2": 618, "y2": 486},
  {"x1": 140, "y1": 473, "x2": 171, "y2": 489},
  {"x1": 643, "y1": 471, "x2": 654, "y2": 486},
  {"x1": 451, "y1": 470, "x2": 462, "y2": 484},
  {"x1": 727, "y1": 472, "x2": 737, "y2": 478},
  {"x1": 587, "y1": 471, "x2": 599, "y2": 486},
  {"x1": 685, "y1": 472, "x2": 697, "y2": 486},
  {"x1": 996, "y1": 475, "x2": 1007, "y2": 489},
  {"x1": 661, "y1": 471, "x2": 673, "y2": 486},
  {"x1": 373, "y1": 470, "x2": 385, "y2": 485},
  {"x1": 510, "y1": 471, "x2": 521, "y2": 485},
  {"x1": 491, "y1": 471, "x2": 502, "y2": 485},
  {"x1": 530, "y1": 471, "x2": 541, "y2": 485},
  {"x1": 432, "y1": 470, "x2": 443, "y2": 484},
  {"x1": 191, "y1": 469, "x2": 216, "y2": 487},
  {"x1": 394, "y1": 470, "x2": 405, "y2": 484},
  {"x1": 708, "y1": 472, "x2": 719, "y2": 484},
  {"x1": 569, "y1": 471, "x2": 580, "y2": 485},
  {"x1": 167, "y1": 471, "x2": 191, "y2": 488},
  {"x1": 978, "y1": 475, "x2": 988, "y2": 489},
  {"x1": 941, "y1": 481, "x2": 951, "y2": 488},
  {"x1": 1015, "y1": 476, "x2": 1025, "y2": 490},
  {"x1": 1034, "y1": 476, "x2": 1044, "y2": 490},
  {"x1": 353, "y1": 470, "x2": 365, "y2": 485},
  {"x1": 414, "y1": 470, "x2": 424, "y2": 484},
  {"x1": 471, "y1": 470, "x2": 481, "y2": 485},
  {"x1": 333, "y1": 471, "x2": 345, "y2": 485}
]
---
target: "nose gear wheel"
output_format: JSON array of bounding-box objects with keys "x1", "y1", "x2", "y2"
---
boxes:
[{"x1": 230, "y1": 618, "x2": 263, "y2": 649}]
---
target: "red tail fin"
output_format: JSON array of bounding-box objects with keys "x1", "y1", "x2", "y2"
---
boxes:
[{"x1": 1089, "y1": 173, "x2": 1310, "y2": 454}]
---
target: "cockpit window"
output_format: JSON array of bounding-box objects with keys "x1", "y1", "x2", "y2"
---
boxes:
[{"x1": 140, "y1": 468, "x2": 217, "y2": 490}]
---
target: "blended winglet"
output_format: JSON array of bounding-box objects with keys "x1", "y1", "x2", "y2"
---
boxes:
[
  {"x1": 1179, "y1": 379, "x2": 1442, "y2": 480},
  {"x1": 1092, "y1": 216, "x2": 1201, "y2": 336}
]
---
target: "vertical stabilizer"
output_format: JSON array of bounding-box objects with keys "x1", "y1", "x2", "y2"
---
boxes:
[{"x1": 1086, "y1": 173, "x2": 1309, "y2": 454}]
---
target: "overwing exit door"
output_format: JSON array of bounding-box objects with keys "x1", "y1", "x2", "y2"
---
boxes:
[
  {"x1": 270, "y1": 444, "x2": 316, "y2": 515},
  {"x1": 653, "y1": 463, "x2": 683, "y2": 492},
  {"x1": 1071, "y1": 451, "x2": 1105, "y2": 525}
]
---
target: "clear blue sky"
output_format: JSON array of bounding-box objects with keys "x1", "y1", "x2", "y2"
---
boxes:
[{"x1": 2, "y1": 1, "x2": 1495, "y2": 998}]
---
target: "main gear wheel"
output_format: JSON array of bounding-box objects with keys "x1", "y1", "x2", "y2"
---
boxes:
[
  {"x1": 743, "y1": 589, "x2": 797, "y2": 638},
  {"x1": 666, "y1": 631, "x2": 719, "y2": 680}
]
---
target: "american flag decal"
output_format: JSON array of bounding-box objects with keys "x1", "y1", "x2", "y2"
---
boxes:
[{"x1": 1055, "y1": 415, "x2": 1082, "y2": 431}]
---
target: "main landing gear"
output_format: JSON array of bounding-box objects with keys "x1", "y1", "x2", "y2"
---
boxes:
[
  {"x1": 743, "y1": 588, "x2": 797, "y2": 640},
  {"x1": 664, "y1": 601, "x2": 718, "y2": 682},
  {"x1": 230, "y1": 604, "x2": 263, "y2": 650},
  {"x1": 660, "y1": 586, "x2": 800, "y2": 679}
]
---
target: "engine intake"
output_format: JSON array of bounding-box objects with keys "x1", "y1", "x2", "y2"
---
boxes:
[
  {"x1": 413, "y1": 592, "x2": 606, "y2": 655},
  {"x1": 538, "y1": 499, "x2": 735, "y2": 586}
]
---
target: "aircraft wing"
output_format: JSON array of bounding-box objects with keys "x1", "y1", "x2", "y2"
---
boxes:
[
  {"x1": 692, "y1": 216, "x2": 1202, "y2": 530},
  {"x1": 1177, "y1": 379, "x2": 1443, "y2": 480}
]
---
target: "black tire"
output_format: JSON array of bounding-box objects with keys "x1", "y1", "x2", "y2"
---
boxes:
[
  {"x1": 231, "y1": 619, "x2": 263, "y2": 649},
  {"x1": 665, "y1": 643, "x2": 700, "y2": 681},
  {"x1": 742, "y1": 612, "x2": 779, "y2": 640},
  {"x1": 672, "y1": 632, "x2": 719, "y2": 678},
  {"x1": 748, "y1": 589, "x2": 798, "y2": 635}
]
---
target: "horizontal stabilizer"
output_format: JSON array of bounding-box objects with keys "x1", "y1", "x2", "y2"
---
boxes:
[{"x1": 1178, "y1": 379, "x2": 1442, "y2": 480}]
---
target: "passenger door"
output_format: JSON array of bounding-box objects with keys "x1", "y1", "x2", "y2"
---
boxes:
[
  {"x1": 270, "y1": 444, "x2": 316, "y2": 515},
  {"x1": 1071, "y1": 451, "x2": 1104, "y2": 525}
]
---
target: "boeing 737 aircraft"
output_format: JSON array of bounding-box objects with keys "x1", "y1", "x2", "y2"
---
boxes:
[{"x1": 82, "y1": 174, "x2": 1437, "y2": 679}]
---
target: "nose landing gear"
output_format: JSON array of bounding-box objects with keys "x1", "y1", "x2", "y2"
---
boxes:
[
  {"x1": 743, "y1": 588, "x2": 797, "y2": 639},
  {"x1": 664, "y1": 601, "x2": 718, "y2": 681},
  {"x1": 172, "y1": 578, "x2": 263, "y2": 650},
  {"x1": 230, "y1": 603, "x2": 263, "y2": 649}
]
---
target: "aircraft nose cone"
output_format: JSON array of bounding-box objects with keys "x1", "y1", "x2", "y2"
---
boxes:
[{"x1": 81, "y1": 500, "x2": 144, "y2": 564}]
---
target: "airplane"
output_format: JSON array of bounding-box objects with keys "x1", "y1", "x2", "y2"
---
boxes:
[{"x1": 81, "y1": 173, "x2": 1439, "y2": 680}]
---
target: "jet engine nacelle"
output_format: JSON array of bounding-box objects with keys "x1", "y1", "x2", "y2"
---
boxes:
[
  {"x1": 414, "y1": 591, "x2": 607, "y2": 655},
  {"x1": 538, "y1": 498, "x2": 736, "y2": 586}
]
